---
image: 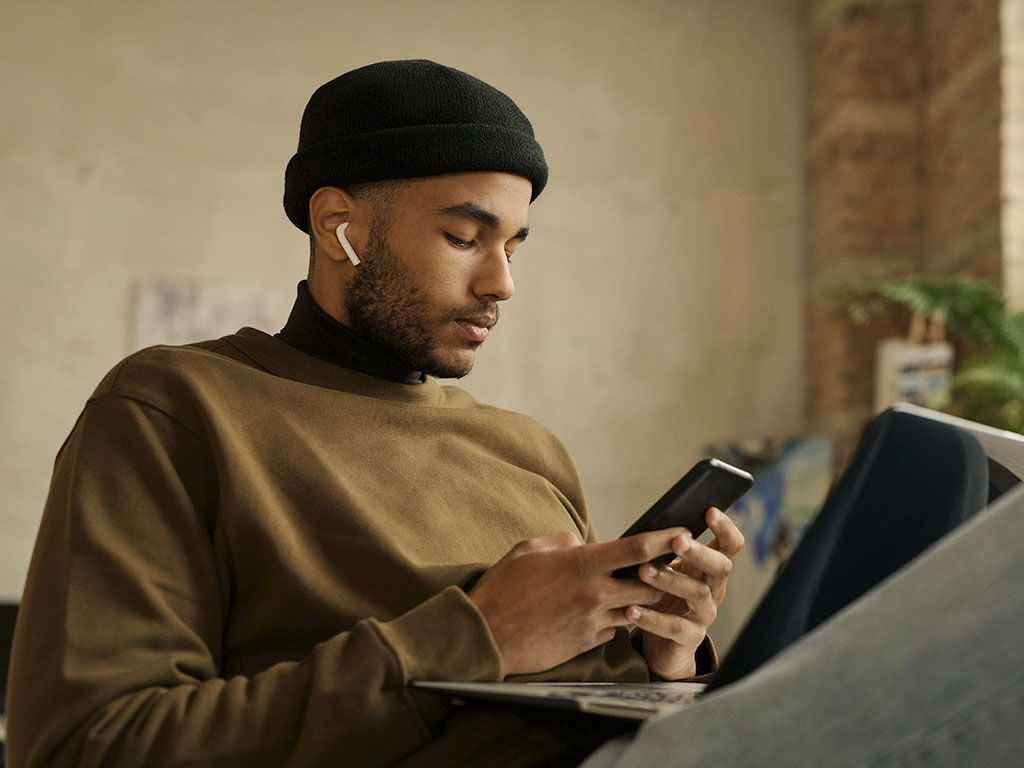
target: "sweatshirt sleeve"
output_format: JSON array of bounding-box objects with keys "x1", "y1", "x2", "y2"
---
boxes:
[{"x1": 6, "y1": 394, "x2": 503, "y2": 768}]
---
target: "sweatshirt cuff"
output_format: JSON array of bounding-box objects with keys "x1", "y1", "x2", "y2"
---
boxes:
[{"x1": 372, "y1": 585, "x2": 504, "y2": 684}]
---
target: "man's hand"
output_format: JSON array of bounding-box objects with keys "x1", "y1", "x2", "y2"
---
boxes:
[
  {"x1": 629, "y1": 507, "x2": 745, "y2": 680},
  {"x1": 467, "y1": 528, "x2": 688, "y2": 676}
]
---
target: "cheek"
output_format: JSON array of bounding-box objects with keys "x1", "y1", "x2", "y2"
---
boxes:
[
  {"x1": 412, "y1": 258, "x2": 469, "y2": 301},
  {"x1": 386, "y1": 233, "x2": 472, "y2": 304}
]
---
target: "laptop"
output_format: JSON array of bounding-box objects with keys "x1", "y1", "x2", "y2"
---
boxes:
[
  {"x1": 414, "y1": 403, "x2": 1024, "y2": 721},
  {"x1": 412, "y1": 681, "x2": 705, "y2": 722}
]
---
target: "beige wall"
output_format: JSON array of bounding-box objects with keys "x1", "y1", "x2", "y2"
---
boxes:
[{"x1": 0, "y1": 0, "x2": 806, "y2": 602}]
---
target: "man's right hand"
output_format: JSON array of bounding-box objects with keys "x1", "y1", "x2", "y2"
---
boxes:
[{"x1": 466, "y1": 528, "x2": 685, "y2": 676}]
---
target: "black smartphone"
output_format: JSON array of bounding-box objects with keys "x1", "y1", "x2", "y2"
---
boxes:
[{"x1": 612, "y1": 458, "x2": 754, "y2": 579}]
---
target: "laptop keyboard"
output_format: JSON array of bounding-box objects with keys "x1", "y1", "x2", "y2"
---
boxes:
[{"x1": 529, "y1": 682, "x2": 703, "y2": 705}]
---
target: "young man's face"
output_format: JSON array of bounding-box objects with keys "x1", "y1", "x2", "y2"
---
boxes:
[{"x1": 344, "y1": 172, "x2": 532, "y2": 378}]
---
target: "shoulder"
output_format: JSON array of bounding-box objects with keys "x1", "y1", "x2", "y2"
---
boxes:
[
  {"x1": 440, "y1": 384, "x2": 559, "y2": 434},
  {"x1": 89, "y1": 338, "x2": 262, "y2": 411}
]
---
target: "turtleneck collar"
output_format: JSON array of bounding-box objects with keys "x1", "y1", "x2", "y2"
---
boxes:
[{"x1": 276, "y1": 281, "x2": 425, "y2": 386}]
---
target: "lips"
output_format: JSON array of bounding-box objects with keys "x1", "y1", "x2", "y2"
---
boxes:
[{"x1": 454, "y1": 315, "x2": 496, "y2": 343}]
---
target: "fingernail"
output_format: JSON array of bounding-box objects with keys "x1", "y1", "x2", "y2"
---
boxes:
[
  {"x1": 641, "y1": 563, "x2": 658, "y2": 579},
  {"x1": 627, "y1": 606, "x2": 642, "y2": 621},
  {"x1": 677, "y1": 535, "x2": 692, "y2": 553}
]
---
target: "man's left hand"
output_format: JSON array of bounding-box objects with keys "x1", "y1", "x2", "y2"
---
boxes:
[{"x1": 627, "y1": 506, "x2": 745, "y2": 680}]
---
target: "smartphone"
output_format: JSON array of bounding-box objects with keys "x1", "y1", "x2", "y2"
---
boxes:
[{"x1": 612, "y1": 458, "x2": 754, "y2": 579}]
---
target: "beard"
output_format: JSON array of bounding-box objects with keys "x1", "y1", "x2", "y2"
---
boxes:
[{"x1": 343, "y1": 216, "x2": 498, "y2": 379}]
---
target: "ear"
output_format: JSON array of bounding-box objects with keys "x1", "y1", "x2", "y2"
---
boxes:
[{"x1": 308, "y1": 187, "x2": 368, "y2": 265}]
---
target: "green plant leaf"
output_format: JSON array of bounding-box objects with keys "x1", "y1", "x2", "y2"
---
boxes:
[{"x1": 843, "y1": 275, "x2": 1024, "y2": 433}]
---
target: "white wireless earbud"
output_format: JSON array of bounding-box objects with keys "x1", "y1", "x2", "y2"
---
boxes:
[{"x1": 336, "y1": 222, "x2": 361, "y2": 266}]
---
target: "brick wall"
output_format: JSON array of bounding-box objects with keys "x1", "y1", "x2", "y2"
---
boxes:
[
  {"x1": 806, "y1": 0, "x2": 926, "y2": 448},
  {"x1": 923, "y1": 0, "x2": 1003, "y2": 278},
  {"x1": 805, "y1": 0, "x2": 1005, "y2": 455}
]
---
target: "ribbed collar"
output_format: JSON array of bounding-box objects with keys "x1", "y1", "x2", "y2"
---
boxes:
[
  {"x1": 227, "y1": 328, "x2": 446, "y2": 406},
  {"x1": 276, "y1": 281, "x2": 425, "y2": 386}
]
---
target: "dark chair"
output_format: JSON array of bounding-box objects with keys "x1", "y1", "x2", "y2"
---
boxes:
[
  {"x1": 708, "y1": 407, "x2": 990, "y2": 690},
  {"x1": 1, "y1": 603, "x2": 18, "y2": 767}
]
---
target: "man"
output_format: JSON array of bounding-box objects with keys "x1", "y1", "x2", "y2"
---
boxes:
[{"x1": 7, "y1": 60, "x2": 743, "y2": 767}]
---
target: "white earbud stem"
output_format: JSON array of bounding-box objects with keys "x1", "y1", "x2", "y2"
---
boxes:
[{"x1": 336, "y1": 222, "x2": 361, "y2": 266}]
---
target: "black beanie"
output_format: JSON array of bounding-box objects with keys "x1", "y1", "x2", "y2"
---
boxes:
[{"x1": 283, "y1": 59, "x2": 548, "y2": 233}]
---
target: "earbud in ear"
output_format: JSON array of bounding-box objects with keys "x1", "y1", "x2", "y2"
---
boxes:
[{"x1": 336, "y1": 222, "x2": 361, "y2": 266}]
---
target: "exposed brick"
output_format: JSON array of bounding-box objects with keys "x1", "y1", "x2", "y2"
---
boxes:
[
  {"x1": 804, "y1": 0, "x2": 1005, "y2": 450},
  {"x1": 808, "y1": 131, "x2": 922, "y2": 252},
  {"x1": 806, "y1": 250, "x2": 921, "y2": 294},
  {"x1": 923, "y1": 0, "x2": 1002, "y2": 92},
  {"x1": 924, "y1": 66, "x2": 1002, "y2": 243},
  {"x1": 926, "y1": 210, "x2": 1003, "y2": 279},
  {"x1": 808, "y1": 3, "x2": 922, "y2": 135}
]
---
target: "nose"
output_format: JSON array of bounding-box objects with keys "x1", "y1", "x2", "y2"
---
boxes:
[{"x1": 472, "y1": 247, "x2": 515, "y2": 302}]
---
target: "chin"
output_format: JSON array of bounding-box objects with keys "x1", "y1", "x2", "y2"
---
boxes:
[
  {"x1": 422, "y1": 349, "x2": 477, "y2": 379},
  {"x1": 425, "y1": 364, "x2": 474, "y2": 380}
]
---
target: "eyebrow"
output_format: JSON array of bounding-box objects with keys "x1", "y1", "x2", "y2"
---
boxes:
[{"x1": 435, "y1": 202, "x2": 530, "y2": 241}]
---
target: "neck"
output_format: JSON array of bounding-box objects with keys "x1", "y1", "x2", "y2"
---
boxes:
[{"x1": 276, "y1": 281, "x2": 424, "y2": 385}]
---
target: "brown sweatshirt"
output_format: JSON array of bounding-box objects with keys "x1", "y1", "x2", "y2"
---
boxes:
[{"x1": 7, "y1": 328, "x2": 652, "y2": 768}]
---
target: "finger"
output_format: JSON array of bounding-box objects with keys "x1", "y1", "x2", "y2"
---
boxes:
[
  {"x1": 586, "y1": 528, "x2": 687, "y2": 572},
  {"x1": 706, "y1": 507, "x2": 745, "y2": 558},
  {"x1": 605, "y1": 579, "x2": 666, "y2": 610},
  {"x1": 624, "y1": 604, "x2": 707, "y2": 646},
  {"x1": 670, "y1": 534, "x2": 733, "y2": 598},
  {"x1": 512, "y1": 530, "x2": 584, "y2": 555},
  {"x1": 637, "y1": 563, "x2": 717, "y2": 624}
]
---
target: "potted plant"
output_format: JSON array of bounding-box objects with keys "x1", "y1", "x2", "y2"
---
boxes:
[{"x1": 844, "y1": 276, "x2": 1024, "y2": 433}]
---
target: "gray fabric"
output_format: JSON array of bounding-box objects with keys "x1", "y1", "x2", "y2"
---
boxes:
[
  {"x1": 709, "y1": 408, "x2": 989, "y2": 690},
  {"x1": 583, "y1": 484, "x2": 1024, "y2": 767}
]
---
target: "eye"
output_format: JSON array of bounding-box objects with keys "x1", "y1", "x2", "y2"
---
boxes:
[{"x1": 444, "y1": 232, "x2": 474, "y2": 249}]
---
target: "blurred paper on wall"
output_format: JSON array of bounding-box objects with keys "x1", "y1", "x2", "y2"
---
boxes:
[
  {"x1": 874, "y1": 339, "x2": 954, "y2": 414},
  {"x1": 132, "y1": 279, "x2": 294, "y2": 351},
  {"x1": 705, "y1": 434, "x2": 835, "y2": 651}
]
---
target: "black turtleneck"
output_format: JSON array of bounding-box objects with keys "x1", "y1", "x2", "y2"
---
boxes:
[{"x1": 277, "y1": 281, "x2": 425, "y2": 385}]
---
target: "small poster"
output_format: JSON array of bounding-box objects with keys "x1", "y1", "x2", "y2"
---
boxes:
[{"x1": 874, "y1": 339, "x2": 954, "y2": 413}]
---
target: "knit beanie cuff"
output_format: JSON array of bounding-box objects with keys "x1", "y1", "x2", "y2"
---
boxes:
[{"x1": 285, "y1": 123, "x2": 547, "y2": 233}]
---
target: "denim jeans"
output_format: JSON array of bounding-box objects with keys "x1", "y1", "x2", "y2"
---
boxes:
[{"x1": 582, "y1": 483, "x2": 1024, "y2": 767}]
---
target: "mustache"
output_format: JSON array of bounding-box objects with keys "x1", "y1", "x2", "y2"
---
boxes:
[{"x1": 444, "y1": 302, "x2": 500, "y2": 327}]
